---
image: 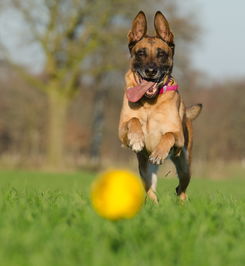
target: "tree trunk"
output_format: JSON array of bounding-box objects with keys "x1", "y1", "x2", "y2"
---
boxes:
[
  {"x1": 46, "y1": 89, "x2": 69, "y2": 168},
  {"x1": 89, "y1": 88, "x2": 107, "y2": 164}
]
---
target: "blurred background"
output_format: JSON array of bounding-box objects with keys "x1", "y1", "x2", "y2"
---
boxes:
[{"x1": 0, "y1": 0, "x2": 244, "y2": 176}]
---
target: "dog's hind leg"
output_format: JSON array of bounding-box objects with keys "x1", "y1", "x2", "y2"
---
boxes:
[
  {"x1": 171, "y1": 119, "x2": 193, "y2": 200},
  {"x1": 171, "y1": 148, "x2": 191, "y2": 201},
  {"x1": 137, "y1": 151, "x2": 159, "y2": 203}
]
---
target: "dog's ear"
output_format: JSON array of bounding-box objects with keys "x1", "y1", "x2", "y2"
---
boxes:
[
  {"x1": 128, "y1": 11, "x2": 147, "y2": 43},
  {"x1": 154, "y1": 11, "x2": 173, "y2": 43}
]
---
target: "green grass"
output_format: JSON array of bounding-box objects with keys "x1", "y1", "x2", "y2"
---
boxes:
[{"x1": 0, "y1": 169, "x2": 245, "y2": 266}]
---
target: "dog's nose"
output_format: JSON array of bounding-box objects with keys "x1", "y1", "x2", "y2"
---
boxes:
[{"x1": 145, "y1": 67, "x2": 157, "y2": 77}]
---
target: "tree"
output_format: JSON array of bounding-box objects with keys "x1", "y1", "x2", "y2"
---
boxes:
[{"x1": 0, "y1": 0, "x2": 143, "y2": 167}]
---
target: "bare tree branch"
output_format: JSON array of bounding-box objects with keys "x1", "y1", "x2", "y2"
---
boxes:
[{"x1": 0, "y1": 42, "x2": 46, "y2": 90}]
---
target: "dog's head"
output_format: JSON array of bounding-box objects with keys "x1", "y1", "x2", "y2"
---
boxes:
[{"x1": 128, "y1": 11, "x2": 174, "y2": 83}]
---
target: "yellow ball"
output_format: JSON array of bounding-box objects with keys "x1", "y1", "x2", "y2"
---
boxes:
[{"x1": 91, "y1": 169, "x2": 145, "y2": 220}]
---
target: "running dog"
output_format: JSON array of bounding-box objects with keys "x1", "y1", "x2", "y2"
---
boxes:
[{"x1": 118, "y1": 11, "x2": 202, "y2": 202}]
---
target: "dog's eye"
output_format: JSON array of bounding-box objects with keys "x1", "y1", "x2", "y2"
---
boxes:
[
  {"x1": 136, "y1": 50, "x2": 146, "y2": 57},
  {"x1": 157, "y1": 50, "x2": 168, "y2": 58}
]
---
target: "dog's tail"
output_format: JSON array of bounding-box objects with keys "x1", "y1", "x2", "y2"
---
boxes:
[{"x1": 186, "y1": 103, "x2": 203, "y2": 121}]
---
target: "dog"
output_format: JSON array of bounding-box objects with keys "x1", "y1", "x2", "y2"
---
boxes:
[{"x1": 118, "y1": 11, "x2": 202, "y2": 202}]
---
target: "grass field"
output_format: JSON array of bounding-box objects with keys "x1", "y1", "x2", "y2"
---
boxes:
[{"x1": 0, "y1": 169, "x2": 245, "y2": 266}]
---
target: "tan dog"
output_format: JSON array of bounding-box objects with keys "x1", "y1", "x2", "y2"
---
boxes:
[{"x1": 118, "y1": 11, "x2": 202, "y2": 202}]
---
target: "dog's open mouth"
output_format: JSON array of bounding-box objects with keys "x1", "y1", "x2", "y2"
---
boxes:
[
  {"x1": 145, "y1": 84, "x2": 158, "y2": 98},
  {"x1": 126, "y1": 80, "x2": 158, "y2": 102}
]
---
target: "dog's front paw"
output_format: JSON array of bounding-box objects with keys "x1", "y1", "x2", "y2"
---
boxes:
[
  {"x1": 127, "y1": 132, "x2": 144, "y2": 152},
  {"x1": 149, "y1": 148, "x2": 169, "y2": 165}
]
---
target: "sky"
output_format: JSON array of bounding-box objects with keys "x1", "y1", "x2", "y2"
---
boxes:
[
  {"x1": 0, "y1": 0, "x2": 245, "y2": 80},
  {"x1": 190, "y1": 0, "x2": 245, "y2": 80}
]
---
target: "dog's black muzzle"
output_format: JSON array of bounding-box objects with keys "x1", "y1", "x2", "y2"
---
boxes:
[{"x1": 137, "y1": 65, "x2": 172, "y2": 83}]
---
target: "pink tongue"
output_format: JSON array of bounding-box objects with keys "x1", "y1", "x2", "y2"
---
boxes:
[{"x1": 126, "y1": 80, "x2": 156, "y2": 102}]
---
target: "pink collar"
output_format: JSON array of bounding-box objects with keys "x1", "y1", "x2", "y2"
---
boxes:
[{"x1": 158, "y1": 79, "x2": 179, "y2": 94}]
